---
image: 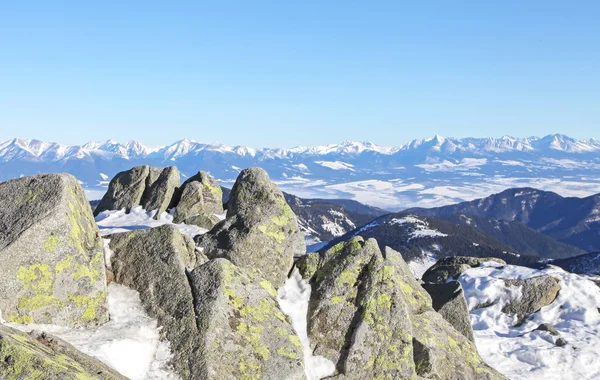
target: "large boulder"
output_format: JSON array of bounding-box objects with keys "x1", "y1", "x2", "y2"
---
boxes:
[
  {"x1": 422, "y1": 256, "x2": 506, "y2": 284},
  {"x1": 422, "y1": 281, "x2": 475, "y2": 342},
  {"x1": 197, "y1": 167, "x2": 305, "y2": 287},
  {"x1": 94, "y1": 165, "x2": 150, "y2": 215},
  {"x1": 0, "y1": 324, "x2": 127, "y2": 380},
  {"x1": 94, "y1": 165, "x2": 180, "y2": 219},
  {"x1": 140, "y1": 166, "x2": 180, "y2": 220},
  {"x1": 0, "y1": 174, "x2": 109, "y2": 327},
  {"x1": 188, "y1": 258, "x2": 304, "y2": 379},
  {"x1": 296, "y1": 236, "x2": 505, "y2": 380},
  {"x1": 172, "y1": 171, "x2": 224, "y2": 227},
  {"x1": 106, "y1": 224, "x2": 198, "y2": 378},
  {"x1": 502, "y1": 275, "x2": 560, "y2": 324}
]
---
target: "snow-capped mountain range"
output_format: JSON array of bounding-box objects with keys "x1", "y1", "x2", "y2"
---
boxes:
[{"x1": 2, "y1": 134, "x2": 600, "y2": 209}]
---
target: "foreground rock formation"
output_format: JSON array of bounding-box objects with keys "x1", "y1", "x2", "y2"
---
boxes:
[
  {"x1": 197, "y1": 167, "x2": 305, "y2": 288},
  {"x1": 296, "y1": 237, "x2": 505, "y2": 379},
  {"x1": 0, "y1": 174, "x2": 108, "y2": 327},
  {"x1": 0, "y1": 324, "x2": 126, "y2": 379},
  {"x1": 1, "y1": 168, "x2": 512, "y2": 379}
]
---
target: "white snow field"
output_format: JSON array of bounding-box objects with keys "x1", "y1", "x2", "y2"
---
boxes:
[{"x1": 459, "y1": 261, "x2": 600, "y2": 380}]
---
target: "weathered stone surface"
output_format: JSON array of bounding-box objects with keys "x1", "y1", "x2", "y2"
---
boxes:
[
  {"x1": 172, "y1": 171, "x2": 223, "y2": 221},
  {"x1": 184, "y1": 213, "x2": 222, "y2": 230},
  {"x1": 172, "y1": 172, "x2": 224, "y2": 227},
  {"x1": 502, "y1": 275, "x2": 560, "y2": 324},
  {"x1": 107, "y1": 224, "x2": 198, "y2": 378},
  {"x1": 535, "y1": 323, "x2": 560, "y2": 336},
  {"x1": 188, "y1": 258, "x2": 304, "y2": 380},
  {"x1": 422, "y1": 256, "x2": 506, "y2": 284},
  {"x1": 0, "y1": 174, "x2": 108, "y2": 327},
  {"x1": 423, "y1": 281, "x2": 475, "y2": 342},
  {"x1": 411, "y1": 311, "x2": 502, "y2": 379},
  {"x1": 141, "y1": 166, "x2": 180, "y2": 219},
  {"x1": 299, "y1": 236, "x2": 505, "y2": 380},
  {"x1": 197, "y1": 167, "x2": 304, "y2": 287},
  {"x1": 94, "y1": 165, "x2": 150, "y2": 215},
  {"x1": 0, "y1": 324, "x2": 127, "y2": 380}
]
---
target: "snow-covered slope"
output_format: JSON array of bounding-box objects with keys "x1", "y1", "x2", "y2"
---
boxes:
[
  {"x1": 2, "y1": 134, "x2": 600, "y2": 209},
  {"x1": 459, "y1": 261, "x2": 600, "y2": 380}
]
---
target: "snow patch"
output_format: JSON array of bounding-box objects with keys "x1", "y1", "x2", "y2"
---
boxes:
[
  {"x1": 7, "y1": 283, "x2": 179, "y2": 380},
  {"x1": 459, "y1": 263, "x2": 600, "y2": 380},
  {"x1": 95, "y1": 206, "x2": 207, "y2": 237},
  {"x1": 277, "y1": 270, "x2": 336, "y2": 380}
]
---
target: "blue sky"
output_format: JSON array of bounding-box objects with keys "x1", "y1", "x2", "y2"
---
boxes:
[{"x1": 1, "y1": 1, "x2": 598, "y2": 147}]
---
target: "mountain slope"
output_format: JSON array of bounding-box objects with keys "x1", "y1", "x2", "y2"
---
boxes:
[
  {"x1": 408, "y1": 188, "x2": 600, "y2": 252},
  {"x1": 425, "y1": 213, "x2": 585, "y2": 259},
  {"x1": 326, "y1": 213, "x2": 542, "y2": 276},
  {"x1": 2, "y1": 134, "x2": 600, "y2": 209}
]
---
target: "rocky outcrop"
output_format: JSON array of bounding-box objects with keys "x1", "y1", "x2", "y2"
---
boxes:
[
  {"x1": 93, "y1": 165, "x2": 180, "y2": 219},
  {"x1": 422, "y1": 256, "x2": 506, "y2": 283},
  {"x1": 108, "y1": 224, "x2": 303, "y2": 379},
  {"x1": 0, "y1": 174, "x2": 108, "y2": 327},
  {"x1": 197, "y1": 167, "x2": 305, "y2": 287},
  {"x1": 296, "y1": 237, "x2": 504, "y2": 379},
  {"x1": 502, "y1": 275, "x2": 560, "y2": 324},
  {"x1": 188, "y1": 258, "x2": 304, "y2": 379},
  {"x1": 0, "y1": 324, "x2": 127, "y2": 380},
  {"x1": 172, "y1": 171, "x2": 224, "y2": 228},
  {"x1": 94, "y1": 165, "x2": 150, "y2": 215},
  {"x1": 422, "y1": 281, "x2": 475, "y2": 342},
  {"x1": 141, "y1": 166, "x2": 180, "y2": 219},
  {"x1": 107, "y1": 224, "x2": 198, "y2": 378}
]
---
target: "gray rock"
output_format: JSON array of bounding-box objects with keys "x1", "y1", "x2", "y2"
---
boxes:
[
  {"x1": 198, "y1": 167, "x2": 305, "y2": 287},
  {"x1": 555, "y1": 337, "x2": 568, "y2": 347},
  {"x1": 422, "y1": 281, "x2": 475, "y2": 342},
  {"x1": 141, "y1": 166, "x2": 180, "y2": 219},
  {"x1": 0, "y1": 174, "x2": 109, "y2": 327},
  {"x1": 411, "y1": 311, "x2": 502, "y2": 379},
  {"x1": 422, "y1": 256, "x2": 506, "y2": 284},
  {"x1": 173, "y1": 171, "x2": 224, "y2": 217},
  {"x1": 94, "y1": 165, "x2": 150, "y2": 215},
  {"x1": 502, "y1": 275, "x2": 560, "y2": 324},
  {"x1": 188, "y1": 258, "x2": 304, "y2": 380},
  {"x1": 300, "y1": 236, "x2": 503, "y2": 379},
  {"x1": 535, "y1": 323, "x2": 560, "y2": 336},
  {"x1": 172, "y1": 172, "x2": 224, "y2": 227},
  {"x1": 0, "y1": 324, "x2": 127, "y2": 380},
  {"x1": 184, "y1": 213, "x2": 222, "y2": 230},
  {"x1": 107, "y1": 224, "x2": 198, "y2": 378}
]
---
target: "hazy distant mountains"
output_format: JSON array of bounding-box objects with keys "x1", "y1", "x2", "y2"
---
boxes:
[{"x1": 2, "y1": 134, "x2": 600, "y2": 209}]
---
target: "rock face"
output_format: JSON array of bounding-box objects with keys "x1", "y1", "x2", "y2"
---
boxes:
[
  {"x1": 108, "y1": 224, "x2": 303, "y2": 379},
  {"x1": 172, "y1": 171, "x2": 224, "y2": 227},
  {"x1": 0, "y1": 324, "x2": 127, "y2": 380},
  {"x1": 188, "y1": 258, "x2": 304, "y2": 380},
  {"x1": 422, "y1": 256, "x2": 506, "y2": 283},
  {"x1": 93, "y1": 165, "x2": 180, "y2": 219},
  {"x1": 198, "y1": 167, "x2": 305, "y2": 287},
  {"x1": 502, "y1": 275, "x2": 560, "y2": 324},
  {"x1": 107, "y1": 224, "x2": 198, "y2": 378},
  {"x1": 141, "y1": 166, "x2": 180, "y2": 219},
  {"x1": 296, "y1": 237, "x2": 504, "y2": 379},
  {"x1": 422, "y1": 281, "x2": 475, "y2": 342},
  {"x1": 0, "y1": 174, "x2": 109, "y2": 327},
  {"x1": 94, "y1": 165, "x2": 150, "y2": 215}
]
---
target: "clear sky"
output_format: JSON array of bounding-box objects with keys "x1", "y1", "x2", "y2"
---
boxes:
[{"x1": 1, "y1": 1, "x2": 598, "y2": 147}]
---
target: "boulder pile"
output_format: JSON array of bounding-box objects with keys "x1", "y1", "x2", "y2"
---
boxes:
[{"x1": 1, "y1": 167, "x2": 507, "y2": 380}]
